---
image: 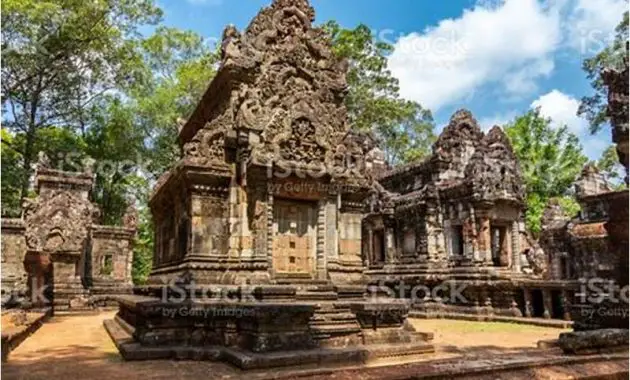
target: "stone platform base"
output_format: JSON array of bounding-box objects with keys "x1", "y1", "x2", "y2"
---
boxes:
[
  {"x1": 105, "y1": 287, "x2": 436, "y2": 370},
  {"x1": 104, "y1": 315, "x2": 434, "y2": 369}
]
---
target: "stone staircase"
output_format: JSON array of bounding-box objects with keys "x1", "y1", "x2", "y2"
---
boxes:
[
  {"x1": 51, "y1": 280, "x2": 94, "y2": 315},
  {"x1": 290, "y1": 281, "x2": 363, "y2": 347}
]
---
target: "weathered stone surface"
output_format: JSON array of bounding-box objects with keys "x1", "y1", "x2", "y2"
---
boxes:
[
  {"x1": 1, "y1": 160, "x2": 135, "y2": 312},
  {"x1": 602, "y1": 44, "x2": 629, "y2": 179},
  {"x1": 558, "y1": 329, "x2": 629, "y2": 354}
]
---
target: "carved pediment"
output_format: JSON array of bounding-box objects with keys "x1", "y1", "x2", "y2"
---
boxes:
[
  {"x1": 23, "y1": 191, "x2": 94, "y2": 253},
  {"x1": 188, "y1": 0, "x2": 351, "y2": 171},
  {"x1": 464, "y1": 126, "x2": 525, "y2": 202}
]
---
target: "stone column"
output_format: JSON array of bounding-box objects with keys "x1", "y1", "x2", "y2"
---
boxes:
[
  {"x1": 542, "y1": 289, "x2": 552, "y2": 319},
  {"x1": 316, "y1": 199, "x2": 327, "y2": 280},
  {"x1": 227, "y1": 176, "x2": 241, "y2": 257},
  {"x1": 477, "y1": 214, "x2": 492, "y2": 265},
  {"x1": 266, "y1": 192, "x2": 274, "y2": 273},
  {"x1": 511, "y1": 221, "x2": 521, "y2": 273},
  {"x1": 364, "y1": 226, "x2": 373, "y2": 267},
  {"x1": 523, "y1": 289, "x2": 532, "y2": 317},
  {"x1": 325, "y1": 195, "x2": 339, "y2": 262},
  {"x1": 385, "y1": 222, "x2": 395, "y2": 264}
]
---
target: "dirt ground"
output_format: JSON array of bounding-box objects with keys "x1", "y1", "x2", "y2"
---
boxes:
[
  {"x1": 410, "y1": 318, "x2": 568, "y2": 350},
  {"x1": 2, "y1": 312, "x2": 570, "y2": 380},
  {"x1": 1, "y1": 311, "x2": 46, "y2": 336}
]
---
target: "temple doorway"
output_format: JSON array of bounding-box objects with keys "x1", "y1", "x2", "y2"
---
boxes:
[
  {"x1": 491, "y1": 225, "x2": 509, "y2": 266},
  {"x1": 272, "y1": 199, "x2": 316, "y2": 277},
  {"x1": 372, "y1": 230, "x2": 385, "y2": 265},
  {"x1": 551, "y1": 290, "x2": 565, "y2": 319},
  {"x1": 531, "y1": 289, "x2": 545, "y2": 318},
  {"x1": 23, "y1": 252, "x2": 53, "y2": 307}
]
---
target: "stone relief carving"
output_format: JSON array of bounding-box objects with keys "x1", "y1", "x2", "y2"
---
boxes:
[
  {"x1": 186, "y1": 0, "x2": 356, "y2": 175},
  {"x1": 465, "y1": 126, "x2": 525, "y2": 202},
  {"x1": 23, "y1": 191, "x2": 94, "y2": 254}
]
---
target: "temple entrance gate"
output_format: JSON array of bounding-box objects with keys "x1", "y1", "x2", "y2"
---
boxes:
[{"x1": 272, "y1": 199, "x2": 317, "y2": 277}]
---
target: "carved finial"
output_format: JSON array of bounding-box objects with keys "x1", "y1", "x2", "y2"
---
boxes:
[{"x1": 123, "y1": 199, "x2": 138, "y2": 230}]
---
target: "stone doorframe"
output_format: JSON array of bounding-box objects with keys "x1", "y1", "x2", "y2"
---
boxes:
[{"x1": 267, "y1": 194, "x2": 328, "y2": 281}]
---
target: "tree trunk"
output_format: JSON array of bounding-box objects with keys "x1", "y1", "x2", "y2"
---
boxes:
[
  {"x1": 20, "y1": 92, "x2": 40, "y2": 201},
  {"x1": 20, "y1": 123, "x2": 37, "y2": 200}
]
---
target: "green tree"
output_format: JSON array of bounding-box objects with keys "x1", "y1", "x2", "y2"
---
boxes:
[
  {"x1": 1, "y1": 126, "x2": 87, "y2": 216},
  {"x1": 84, "y1": 96, "x2": 148, "y2": 224},
  {"x1": 1, "y1": 0, "x2": 162, "y2": 199},
  {"x1": 504, "y1": 108, "x2": 588, "y2": 234},
  {"x1": 121, "y1": 27, "x2": 218, "y2": 282},
  {"x1": 577, "y1": 11, "x2": 629, "y2": 133},
  {"x1": 1, "y1": 129, "x2": 25, "y2": 216},
  {"x1": 324, "y1": 21, "x2": 436, "y2": 164},
  {"x1": 132, "y1": 26, "x2": 219, "y2": 178},
  {"x1": 595, "y1": 145, "x2": 626, "y2": 188}
]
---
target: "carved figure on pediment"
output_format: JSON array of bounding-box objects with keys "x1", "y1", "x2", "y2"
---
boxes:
[
  {"x1": 184, "y1": 128, "x2": 226, "y2": 166},
  {"x1": 278, "y1": 116, "x2": 326, "y2": 162}
]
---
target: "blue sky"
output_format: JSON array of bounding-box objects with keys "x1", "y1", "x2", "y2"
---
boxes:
[{"x1": 157, "y1": 0, "x2": 627, "y2": 160}]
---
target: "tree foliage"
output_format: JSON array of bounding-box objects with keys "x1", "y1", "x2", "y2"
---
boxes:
[
  {"x1": 324, "y1": 21, "x2": 436, "y2": 164},
  {"x1": 595, "y1": 145, "x2": 626, "y2": 188},
  {"x1": 504, "y1": 108, "x2": 588, "y2": 234},
  {"x1": 577, "y1": 11, "x2": 629, "y2": 133},
  {"x1": 1, "y1": 0, "x2": 162, "y2": 203},
  {"x1": 132, "y1": 26, "x2": 218, "y2": 177}
]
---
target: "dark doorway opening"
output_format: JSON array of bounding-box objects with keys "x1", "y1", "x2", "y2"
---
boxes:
[
  {"x1": 452, "y1": 225, "x2": 464, "y2": 256},
  {"x1": 551, "y1": 290, "x2": 564, "y2": 319},
  {"x1": 531, "y1": 289, "x2": 545, "y2": 318},
  {"x1": 373, "y1": 230, "x2": 385, "y2": 264}
]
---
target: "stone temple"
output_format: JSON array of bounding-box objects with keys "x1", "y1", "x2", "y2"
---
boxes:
[
  {"x1": 1, "y1": 158, "x2": 136, "y2": 313},
  {"x1": 0, "y1": 0, "x2": 624, "y2": 374},
  {"x1": 99, "y1": 0, "x2": 604, "y2": 368},
  {"x1": 104, "y1": 0, "x2": 433, "y2": 368}
]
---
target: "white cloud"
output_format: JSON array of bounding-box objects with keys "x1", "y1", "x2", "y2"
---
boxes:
[
  {"x1": 565, "y1": 0, "x2": 628, "y2": 53},
  {"x1": 530, "y1": 89, "x2": 611, "y2": 159},
  {"x1": 387, "y1": 0, "x2": 627, "y2": 112},
  {"x1": 387, "y1": 0, "x2": 561, "y2": 111},
  {"x1": 531, "y1": 89, "x2": 588, "y2": 134}
]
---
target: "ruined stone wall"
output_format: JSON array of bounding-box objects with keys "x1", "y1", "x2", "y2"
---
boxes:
[
  {"x1": 89, "y1": 226, "x2": 134, "y2": 283},
  {"x1": 1, "y1": 219, "x2": 28, "y2": 297}
]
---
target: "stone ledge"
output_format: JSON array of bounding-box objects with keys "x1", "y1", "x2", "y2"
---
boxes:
[
  {"x1": 409, "y1": 311, "x2": 573, "y2": 329},
  {"x1": 558, "y1": 329, "x2": 629, "y2": 354}
]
